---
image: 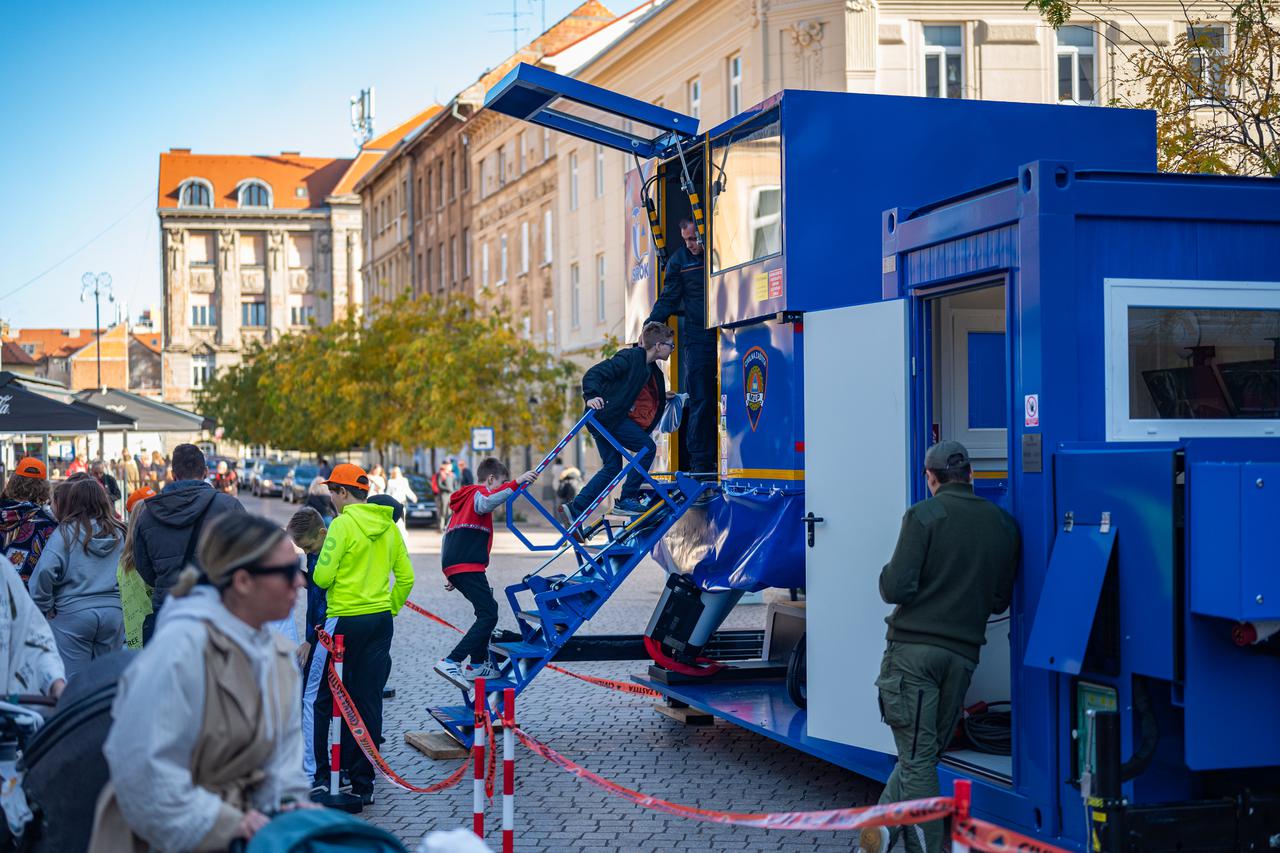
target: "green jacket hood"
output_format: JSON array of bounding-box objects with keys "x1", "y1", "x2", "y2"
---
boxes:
[{"x1": 343, "y1": 502, "x2": 396, "y2": 538}]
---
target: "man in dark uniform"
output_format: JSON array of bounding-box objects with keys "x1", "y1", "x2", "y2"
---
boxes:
[
  {"x1": 646, "y1": 219, "x2": 716, "y2": 474},
  {"x1": 861, "y1": 441, "x2": 1019, "y2": 853}
]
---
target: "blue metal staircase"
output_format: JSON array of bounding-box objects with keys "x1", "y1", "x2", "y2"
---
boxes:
[{"x1": 428, "y1": 411, "x2": 713, "y2": 746}]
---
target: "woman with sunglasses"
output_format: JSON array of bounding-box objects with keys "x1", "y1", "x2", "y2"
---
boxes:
[{"x1": 90, "y1": 512, "x2": 316, "y2": 853}]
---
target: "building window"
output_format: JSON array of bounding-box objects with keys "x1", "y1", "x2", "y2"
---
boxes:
[
  {"x1": 179, "y1": 179, "x2": 212, "y2": 208},
  {"x1": 187, "y1": 232, "x2": 213, "y2": 266},
  {"x1": 546, "y1": 308, "x2": 555, "y2": 344},
  {"x1": 749, "y1": 186, "x2": 783, "y2": 258},
  {"x1": 238, "y1": 233, "x2": 265, "y2": 267},
  {"x1": 449, "y1": 151, "x2": 457, "y2": 199},
  {"x1": 191, "y1": 354, "x2": 213, "y2": 389},
  {"x1": 596, "y1": 254, "x2": 606, "y2": 323},
  {"x1": 462, "y1": 138, "x2": 470, "y2": 189},
  {"x1": 438, "y1": 242, "x2": 445, "y2": 291},
  {"x1": 1056, "y1": 25, "x2": 1096, "y2": 104},
  {"x1": 481, "y1": 242, "x2": 490, "y2": 287},
  {"x1": 594, "y1": 145, "x2": 606, "y2": 198},
  {"x1": 543, "y1": 127, "x2": 551, "y2": 160},
  {"x1": 570, "y1": 263, "x2": 581, "y2": 329},
  {"x1": 521, "y1": 221, "x2": 530, "y2": 274},
  {"x1": 519, "y1": 131, "x2": 526, "y2": 175},
  {"x1": 426, "y1": 247, "x2": 434, "y2": 290},
  {"x1": 569, "y1": 153, "x2": 579, "y2": 211},
  {"x1": 1188, "y1": 25, "x2": 1229, "y2": 102},
  {"x1": 543, "y1": 210, "x2": 553, "y2": 264},
  {"x1": 450, "y1": 237, "x2": 458, "y2": 283},
  {"x1": 923, "y1": 25, "x2": 964, "y2": 99},
  {"x1": 728, "y1": 54, "x2": 742, "y2": 114},
  {"x1": 499, "y1": 234, "x2": 508, "y2": 285},
  {"x1": 241, "y1": 300, "x2": 267, "y2": 327},
  {"x1": 416, "y1": 176, "x2": 424, "y2": 217},
  {"x1": 288, "y1": 234, "x2": 313, "y2": 268},
  {"x1": 522, "y1": 315, "x2": 531, "y2": 339},
  {"x1": 238, "y1": 181, "x2": 271, "y2": 208},
  {"x1": 688, "y1": 77, "x2": 701, "y2": 118},
  {"x1": 190, "y1": 295, "x2": 212, "y2": 327},
  {"x1": 478, "y1": 160, "x2": 488, "y2": 199},
  {"x1": 436, "y1": 159, "x2": 444, "y2": 208},
  {"x1": 464, "y1": 227, "x2": 472, "y2": 276},
  {"x1": 498, "y1": 147, "x2": 507, "y2": 188},
  {"x1": 289, "y1": 295, "x2": 316, "y2": 326}
]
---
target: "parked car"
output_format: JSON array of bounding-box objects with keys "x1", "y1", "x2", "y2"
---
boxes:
[
  {"x1": 404, "y1": 473, "x2": 438, "y2": 527},
  {"x1": 239, "y1": 458, "x2": 261, "y2": 492},
  {"x1": 283, "y1": 463, "x2": 319, "y2": 503},
  {"x1": 253, "y1": 462, "x2": 291, "y2": 498}
]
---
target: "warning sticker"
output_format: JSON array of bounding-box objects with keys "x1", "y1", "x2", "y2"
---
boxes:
[
  {"x1": 768, "y1": 269, "x2": 784, "y2": 299},
  {"x1": 1025, "y1": 394, "x2": 1039, "y2": 428}
]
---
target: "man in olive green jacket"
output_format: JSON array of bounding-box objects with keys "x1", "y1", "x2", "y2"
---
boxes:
[{"x1": 861, "y1": 441, "x2": 1019, "y2": 853}]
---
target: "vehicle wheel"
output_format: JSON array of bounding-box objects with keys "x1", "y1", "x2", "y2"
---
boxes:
[{"x1": 786, "y1": 634, "x2": 807, "y2": 709}]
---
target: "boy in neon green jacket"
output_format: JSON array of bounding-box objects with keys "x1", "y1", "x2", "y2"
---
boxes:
[{"x1": 309, "y1": 463, "x2": 414, "y2": 804}]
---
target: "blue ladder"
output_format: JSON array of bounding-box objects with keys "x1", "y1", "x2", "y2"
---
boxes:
[{"x1": 428, "y1": 411, "x2": 713, "y2": 746}]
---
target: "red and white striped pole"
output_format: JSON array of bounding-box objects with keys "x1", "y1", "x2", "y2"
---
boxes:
[
  {"x1": 473, "y1": 678, "x2": 486, "y2": 839},
  {"x1": 328, "y1": 634, "x2": 345, "y2": 798},
  {"x1": 951, "y1": 778, "x2": 972, "y2": 853},
  {"x1": 502, "y1": 688, "x2": 515, "y2": 853}
]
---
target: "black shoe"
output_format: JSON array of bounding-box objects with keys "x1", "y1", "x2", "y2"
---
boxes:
[
  {"x1": 309, "y1": 780, "x2": 328, "y2": 801},
  {"x1": 353, "y1": 788, "x2": 375, "y2": 805},
  {"x1": 382, "y1": 686, "x2": 396, "y2": 699},
  {"x1": 340, "y1": 770, "x2": 351, "y2": 791}
]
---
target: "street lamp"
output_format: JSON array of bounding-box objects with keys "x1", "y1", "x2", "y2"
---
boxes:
[{"x1": 80, "y1": 272, "x2": 113, "y2": 389}]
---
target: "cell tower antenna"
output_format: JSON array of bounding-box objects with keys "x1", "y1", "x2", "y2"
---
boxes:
[{"x1": 349, "y1": 87, "x2": 376, "y2": 149}]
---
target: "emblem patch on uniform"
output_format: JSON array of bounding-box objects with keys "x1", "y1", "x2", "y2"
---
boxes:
[{"x1": 743, "y1": 346, "x2": 768, "y2": 432}]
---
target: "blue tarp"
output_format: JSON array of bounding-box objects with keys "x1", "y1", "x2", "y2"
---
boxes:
[{"x1": 651, "y1": 487, "x2": 805, "y2": 592}]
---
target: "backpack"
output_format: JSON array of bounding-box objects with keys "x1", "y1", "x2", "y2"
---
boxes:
[{"x1": 245, "y1": 808, "x2": 409, "y2": 852}]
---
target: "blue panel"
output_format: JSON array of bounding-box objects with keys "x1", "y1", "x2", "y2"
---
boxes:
[
  {"x1": 1187, "y1": 462, "x2": 1242, "y2": 619},
  {"x1": 483, "y1": 63, "x2": 697, "y2": 158},
  {"x1": 1184, "y1": 614, "x2": 1280, "y2": 769},
  {"x1": 905, "y1": 225, "x2": 1019, "y2": 289},
  {"x1": 1023, "y1": 526, "x2": 1116, "y2": 674},
  {"x1": 967, "y1": 332, "x2": 1007, "y2": 429},
  {"x1": 718, "y1": 320, "x2": 803, "y2": 484},
  {"x1": 1241, "y1": 463, "x2": 1280, "y2": 617}
]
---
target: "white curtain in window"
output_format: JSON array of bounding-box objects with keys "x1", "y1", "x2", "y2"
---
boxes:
[
  {"x1": 239, "y1": 233, "x2": 264, "y2": 266},
  {"x1": 188, "y1": 232, "x2": 213, "y2": 264}
]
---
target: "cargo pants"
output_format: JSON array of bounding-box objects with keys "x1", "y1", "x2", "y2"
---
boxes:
[{"x1": 875, "y1": 640, "x2": 976, "y2": 853}]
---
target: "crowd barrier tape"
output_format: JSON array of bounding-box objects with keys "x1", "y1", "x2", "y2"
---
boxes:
[
  {"x1": 316, "y1": 628, "x2": 469, "y2": 795},
  {"x1": 953, "y1": 817, "x2": 1072, "y2": 853},
  {"x1": 402, "y1": 599, "x2": 663, "y2": 698}
]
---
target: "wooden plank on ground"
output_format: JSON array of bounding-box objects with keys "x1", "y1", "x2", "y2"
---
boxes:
[
  {"x1": 654, "y1": 702, "x2": 714, "y2": 726},
  {"x1": 405, "y1": 731, "x2": 468, "y2": 760}
]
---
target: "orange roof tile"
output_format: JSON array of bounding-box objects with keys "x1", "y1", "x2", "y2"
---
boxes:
[
  {"x1": 1, "y1": 340, "x2": 35, "y2": 366},
  {"x1": 332, "y1": 150, "x2": 387, "y2": 196},
  {"x1": 132, "y1": 332, "x2": 162, "y2": 354},
  {"x1": 157, "y1": 151, "x2": 355, "y2": 210},
  {"x1": 9, "y1": 328, "x2": 99, "y2": 361},
  {"x1": 363, "y1": 104, "x2": 444, "y2": 152}
]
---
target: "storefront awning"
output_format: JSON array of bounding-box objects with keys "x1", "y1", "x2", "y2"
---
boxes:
[
  {"x1": 75, "y1": 388, "x2": 214, "y2": 432},
  {"x1": 0, "y1": 372, "x2": 101, "y2": 434}
]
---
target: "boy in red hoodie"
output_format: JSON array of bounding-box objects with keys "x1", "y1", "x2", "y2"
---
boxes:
[{"x1": 434, "y1": 458, "x2": 537, "y2": 683}]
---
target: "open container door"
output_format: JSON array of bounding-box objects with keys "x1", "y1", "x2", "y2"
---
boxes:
[
  {"x1": 485, "y1": 62, "x2": 699, "y2": 159},
  {"x1": 804, "y1": 300, "x2": 911, "y2": 755}
]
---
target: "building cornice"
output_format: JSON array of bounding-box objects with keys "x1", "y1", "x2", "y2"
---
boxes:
[{"x1": 158, "y1": 209, "x2": 331, "y2": 225}]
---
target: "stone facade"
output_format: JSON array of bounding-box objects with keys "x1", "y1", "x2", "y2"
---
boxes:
[{"x1": 156, "y1": 149, "x2": 370, "y2": 408}]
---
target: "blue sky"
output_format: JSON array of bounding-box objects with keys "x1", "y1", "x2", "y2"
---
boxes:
[{"x1": 0, "y1": 0, "x2": 588, "y2": 331}]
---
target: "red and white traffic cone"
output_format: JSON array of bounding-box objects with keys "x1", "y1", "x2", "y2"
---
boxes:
[
  {"x1": 317, "y1": 633, "x2": 361, "y2": 812},
  {"x1": 503, "y1": 688, "x2": 515, "y2": 853},
  {"x1": 474, "y1": 678, "x2": 487, "y2": 839}
]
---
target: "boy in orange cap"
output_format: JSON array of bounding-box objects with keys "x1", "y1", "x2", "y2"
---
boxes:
[{"x1": 0, "y1": 458, "x2": 57, "y2": 584}]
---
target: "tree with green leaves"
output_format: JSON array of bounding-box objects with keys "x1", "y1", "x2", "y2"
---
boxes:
[
  {"x1": 1028, "y1": 0, "x2": 1279, "y2": 175},
  {"x1": 198, "y1": 295, "x2": 576, "y2": 460}
]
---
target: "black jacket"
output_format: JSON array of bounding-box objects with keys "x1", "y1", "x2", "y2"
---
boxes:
[
  {"x1": 647, "y1": 245, "x2": 713, "y2": 347},
  {"x1": 134, "y1": 479, "x2": 245, "y2": 607},
  {"x1": 581, "y1": 345, "x2": 667, "y2": 431}
]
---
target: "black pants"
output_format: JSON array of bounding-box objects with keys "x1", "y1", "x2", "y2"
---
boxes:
[
  {"x1": 682, "y1": 344, "x2": 718, "y2": 472},
  {"x1": 447, "y1": 572, "x2": 499, "y2": 664},
  {"x1": 311, "y1": 611, "x2": 393, "y2": 794},
  {"x1": 571, "y1": 418, "x2": 655, "y2": 515}
]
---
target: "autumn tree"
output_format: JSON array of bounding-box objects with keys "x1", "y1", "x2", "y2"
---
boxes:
[{"x1": 1028, "y1": 0, "x2": 1279, "y2": 175}]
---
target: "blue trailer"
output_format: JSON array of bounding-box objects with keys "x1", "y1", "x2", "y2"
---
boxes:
[{"x1": 477, "y1": 63, "x2": 1280, "y2": 848}]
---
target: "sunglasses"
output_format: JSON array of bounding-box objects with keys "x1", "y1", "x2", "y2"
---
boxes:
[{"x1": 236, "y1": 560, "x2": 301, "y2": 583}]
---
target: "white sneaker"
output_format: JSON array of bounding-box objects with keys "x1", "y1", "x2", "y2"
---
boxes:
[
  {"x1": 464, "y1": 662, "x2": 503, "y2": 681},
  {"x1": 858, "y1": 826, "x2": 891, "y2": 853},
  {"x1": 434, "y1": 658, "x2": 466, "y2": 684}
]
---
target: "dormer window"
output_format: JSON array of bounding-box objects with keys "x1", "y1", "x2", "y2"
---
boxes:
[
  {"x1": 238, "y1": 180, "x2": 272, "y2": 208},
  {"x1": 179, "y1": 179, "x2": 212, "y2": 208}
]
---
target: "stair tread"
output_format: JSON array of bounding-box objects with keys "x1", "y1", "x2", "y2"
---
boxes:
[{"x1": 491, "y1": 641, "x2": 553, "y2": 658}]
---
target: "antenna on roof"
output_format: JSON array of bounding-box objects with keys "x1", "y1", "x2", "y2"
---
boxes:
[
  {"x1": 488, "y1": 0, "x2": 530, "y2": 53},
  {"x1": 349, "y1": 87, "x2": 376, "y2": 149}
]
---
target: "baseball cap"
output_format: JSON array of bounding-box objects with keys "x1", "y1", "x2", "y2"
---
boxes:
[
  {"x1": 126, "y1": 485, "x2": 156, "y2": 514},
  {"x1": 325, "y1": 462, "x2": 371, "y2": 491},
  {"x1": 924, "y1": 440, "x2": 970, "y2": 471},
  {"x1": 14, "y1": 458, "x2": 46, "y2": 480}
]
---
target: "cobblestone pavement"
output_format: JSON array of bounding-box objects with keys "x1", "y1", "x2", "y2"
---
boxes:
[{"x1": 244, "y1": 494, "x2": 883, "y2": 852}]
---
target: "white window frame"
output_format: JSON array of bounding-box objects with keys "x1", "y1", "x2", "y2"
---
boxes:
[
  {"x1": 464, "y1": 228, "x2": 472, "y2": 276},
  {"x1": 1055, "y1": 26, "x2": 1097, "y2": 105},
  {"x1": 236, "y1": 179, "x2": 273, "y2": 209},
  {"x1": 478, "y1": 160, "x2": 488, "y2": 199},
  {"x1": 520, "y1": 221, "x2": 530, "y2": 274},
  {"x1": 451, "y1": 236, "x2": 459, "y2": 284},
  {"x1": 570, "y1": 263, "x2": 581, "y2": 329},
  {"x1": 518, "y1": 131, "x2": 526, "y2": 175},
  {"x1": 481, "y1": 242, "x2": 490, "y2": 286},
  {"x1": 728, "y1": 55, "x2": 742, "y2": 114},
  {"x1": 569, "y1": 152, "x2": 579, "y2": 211},
  {"x1": 1104, "y1": 277, "x2": 1280, "y2": 441},
  {"x1": 594, "y1": 145, "x2": 605, "y2": 198},
  {"x1": 178, "y1": 178, "x2": 213, "y2": 209},
  {"x1": 596, "y1": 254, "x2": 607, "y2": 323},
  {"x1": 923, "y1": 25, "x2": 965, "y2": 99},
  {"x1": 191, "y1": 354, "x2": 213, "y2": 389},
  {"x1": 543, "y1": 210, "x2": 553, "y2": 265},
  {"x1": 688, "y1": 77, "x2": 701, "y2": 119},
  {"x1": 1188, "y1": 24, "x2": 1230, "y2": 104},
  {"x1": 543, "y1": 127, "x2": 551, "y2": 160},
  {"x1": 498, "y1": 234, "x2": 508, "y2": 285},
  {"x1": 498, "y1": 146, "x2": 507, "y2": 188},
  {"x1": 748, "y1": 185, "x2": 782, "y2": 259}
]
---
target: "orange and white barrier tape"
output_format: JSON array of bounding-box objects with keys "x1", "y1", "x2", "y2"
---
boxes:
[
  {"x1": 951, "y1": 780, "x2": 1071, "y2": 853},
  {"x1": 316, "y1": 628, "x2": 469, "y2": 794}
]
